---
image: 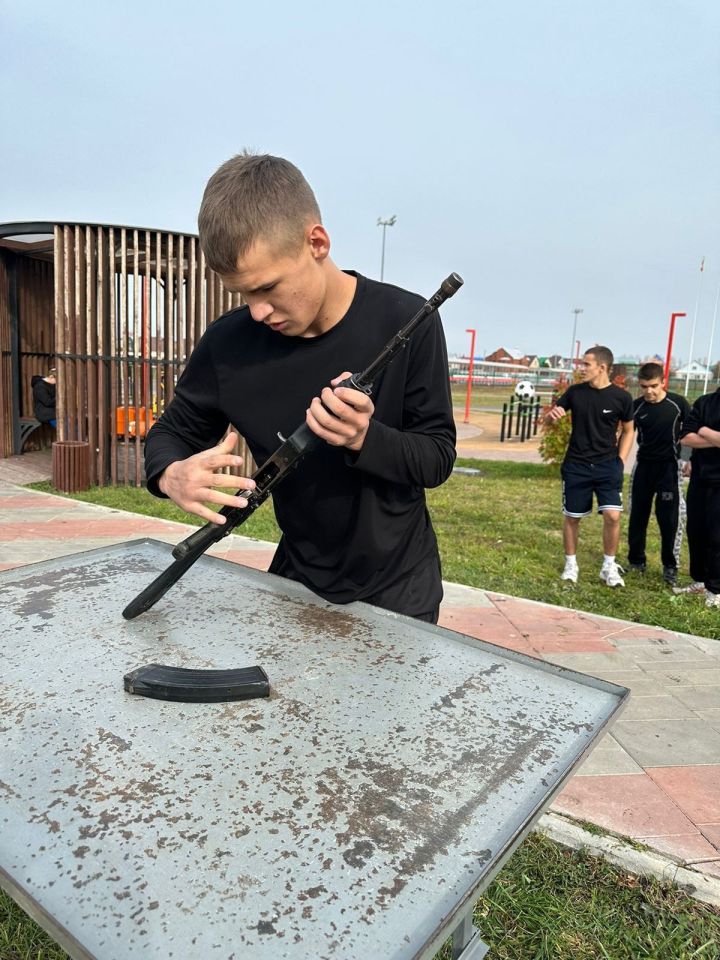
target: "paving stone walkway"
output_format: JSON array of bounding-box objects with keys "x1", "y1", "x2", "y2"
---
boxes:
[{"x1": 1, "y1": 467, "x2": 719, "y2": 887}]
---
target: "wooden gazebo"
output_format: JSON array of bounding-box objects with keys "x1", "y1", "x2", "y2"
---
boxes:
[{"x1": 0, "y1": 222, "x2": 242, "y2": 486}]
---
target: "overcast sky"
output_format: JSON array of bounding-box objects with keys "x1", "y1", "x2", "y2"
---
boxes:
[{"x1": 2, "y1": 1, "x2": 719, "y2": 362}]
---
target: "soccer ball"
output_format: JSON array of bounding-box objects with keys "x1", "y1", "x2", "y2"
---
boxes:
[{"x1": 514, "y1": 380, "x2": 536, "y2": 400}]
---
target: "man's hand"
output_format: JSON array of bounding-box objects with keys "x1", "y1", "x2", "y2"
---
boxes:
[
  {"x1": 157, "y1": 432, "x2": 256, "y2": 524},
  {"x1": 545, "y1": 405, "x2": 566, "y2": 422},
  {"x1": 306, "y1": 372, "x2": 375, "y2": 452}
]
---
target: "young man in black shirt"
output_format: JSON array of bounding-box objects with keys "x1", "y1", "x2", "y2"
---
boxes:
[
  {"x1": 546, "y1": 346, "x2": 634, "y2": 587},
  {"x1": 627, "y1": 362, "x2": 690, "y2": 585},
  {"x1": 144, "y1": 153, "x2": 456, "y2": 622},
  {"x1": 678, "y1": 387, "x2": 720, "y2": 608}
]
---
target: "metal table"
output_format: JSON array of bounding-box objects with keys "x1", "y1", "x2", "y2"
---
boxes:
[{"x1": 0, "y1": 540, "x2": 628, "y2": 959}]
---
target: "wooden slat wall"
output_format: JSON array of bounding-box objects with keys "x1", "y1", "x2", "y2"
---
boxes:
[
  {"x1": 0, "y1": 226, "x2": 247, "y2": 474},
  {"x1": 0, "y1": 252, "x2": 56, "y2": 457},
  {"x1": 15, "y1": 224, "x2": 246, "y2": 484},
  {"x1": 0, "y1": 252, "x2": 11, "y2": 457},
  {"x1": 17, "y1": 256, "x2": 55, "y2": 421}
]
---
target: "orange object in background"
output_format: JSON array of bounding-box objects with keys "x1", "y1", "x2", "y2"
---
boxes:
[{"x1": 115, "y1": 406, "x2": 156, "y2": 438}]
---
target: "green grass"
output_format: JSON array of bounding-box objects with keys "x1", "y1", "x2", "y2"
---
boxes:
[
  {"x1": 3, "y1": 833, "x2": 718, "y2": 960},
  {"x1": 28, "y1": 459, "x2": 719, "y2": 639}
]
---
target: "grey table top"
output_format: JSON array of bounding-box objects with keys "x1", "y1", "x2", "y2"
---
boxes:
[{"x1": 0, "y1": 540, "x2": 627, "y2": 960}]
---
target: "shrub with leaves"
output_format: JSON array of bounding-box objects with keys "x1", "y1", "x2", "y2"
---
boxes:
[{"x1": 539, "y1": 373, "x2": 574, "y2": 468}]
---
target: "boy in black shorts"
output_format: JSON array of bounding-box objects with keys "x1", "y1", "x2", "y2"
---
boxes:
[{"x1": 546, "y1": 346, "x2": 634, "y2": 587}]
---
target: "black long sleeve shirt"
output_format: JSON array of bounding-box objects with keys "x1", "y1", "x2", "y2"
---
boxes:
[
  {"x1": 144, "y1": 273, "x2": 457, "y2": 604},
  {"x1": 680, "y1": 388, "x2": 720, "y2": 485}
]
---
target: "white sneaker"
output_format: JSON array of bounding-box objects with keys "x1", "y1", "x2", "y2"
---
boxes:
[
  {"x1": 706, "y1": 591, "x2": 720, "y2": 609},
  {"x1": 600, "y1": 562, "x2": 625, "y2": 588},
  {"x1": 672, "y1": 581, "x2": 705, "y2": 596},
  {"x1": 561, "y1": 561, "x2": 578, "y2": 583}
]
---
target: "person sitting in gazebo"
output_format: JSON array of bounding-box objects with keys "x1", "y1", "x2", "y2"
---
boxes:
[{"x1": 31, "y1": 367, "x2": 57, "y2": 428}]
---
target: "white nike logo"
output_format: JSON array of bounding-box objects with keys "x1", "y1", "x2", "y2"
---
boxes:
[{"x1": 603, "y1": 409, "x2": 613, "y2": 414}]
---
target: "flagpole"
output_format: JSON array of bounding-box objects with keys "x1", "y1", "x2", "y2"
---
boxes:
[
  {"x1": 702, "y1": 273, "x2": 720, "y2": 394},
  {"x1": 684, "y1": 256, "x2": 706, "y2": 397}
]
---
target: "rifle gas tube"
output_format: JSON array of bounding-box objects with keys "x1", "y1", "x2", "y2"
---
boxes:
[{"x1": 122, "y1": 272, "x2": 463, "y2": 621}]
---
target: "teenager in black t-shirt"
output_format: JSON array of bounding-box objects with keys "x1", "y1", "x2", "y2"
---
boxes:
[
  {"x1": 627, "y1": 362, "x2": 690, "y2": 584},
  {"x1": 144, "y1": 153, "x2": 456, "y2": 622},
  {"x1": 546, "y1": 346, "x2": 634, "y2": 587}
]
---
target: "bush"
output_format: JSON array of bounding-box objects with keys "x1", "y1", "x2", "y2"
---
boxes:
[{"x1": 539, "y1": 374, "x2": 571, "y2": 468}]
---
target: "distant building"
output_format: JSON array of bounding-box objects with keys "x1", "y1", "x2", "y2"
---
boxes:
[
  {"x1": 675, "y1": 360, "x2": 712, "y2": 379},
  {"x1": 485, "y1": 347, "x2": 528, "y2": 365}
]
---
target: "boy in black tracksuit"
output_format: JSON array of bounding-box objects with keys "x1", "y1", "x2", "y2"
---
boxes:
[
  {"x1": 680, "y1": 387, "x2": 720, "y2": 608},
  {"x1": 627, "y1": 362, "x2": 690, "y2": 585}
]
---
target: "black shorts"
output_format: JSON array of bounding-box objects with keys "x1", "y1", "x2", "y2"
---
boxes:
[{"x1": 561, "y1": 457, "x2": 624, "y2": 518}]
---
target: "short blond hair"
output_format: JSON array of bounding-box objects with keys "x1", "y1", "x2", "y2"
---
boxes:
[{"x1": 198, "y1": 152, "x2": 322, "y2": 273}]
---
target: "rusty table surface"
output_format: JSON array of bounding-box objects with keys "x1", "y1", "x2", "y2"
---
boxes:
[{"x1": 0, "y1": 540, "x2": 627, "y2": 960}]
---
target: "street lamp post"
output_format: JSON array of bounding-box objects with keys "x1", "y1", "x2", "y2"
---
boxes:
[
  {"x1": 570, "y1": 308, "x2": 583, "y2": 370},
  {"x1": 377, "y1": 215, "x2": 397, "y2": 281},
  {"x1": 464, "y1": 328, "x2": 476, "y2": 424}
]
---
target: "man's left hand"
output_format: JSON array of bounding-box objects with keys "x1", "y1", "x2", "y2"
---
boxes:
[{"x1": 306, "y1": 372, "x2": 375, "y2": 451}]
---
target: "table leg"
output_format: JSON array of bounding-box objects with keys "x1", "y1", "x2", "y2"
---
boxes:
[{"x1": 451, "y1": 905, "x2": 490, "y2": 959}]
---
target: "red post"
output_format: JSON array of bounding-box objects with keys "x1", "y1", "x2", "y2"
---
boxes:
[
  {"x1": 664, "y1": 312, "x2": 686, "y2": 386},
  {"x1": 575, "y1": 339, "x2": 581, "y2": 364},
  {"x1": 464, "y1": 328, "x2": 476, "y2": 424}
]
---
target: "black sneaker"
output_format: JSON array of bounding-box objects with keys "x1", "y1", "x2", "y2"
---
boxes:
[
  {"x1": 662, "y1": 566, "x2": 678, "y2": 586},
  {"x1": 628, "y1": 562, "x2": 647, "y2": 573}
]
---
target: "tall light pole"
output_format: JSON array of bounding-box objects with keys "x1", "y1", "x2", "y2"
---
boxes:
[
  {"x1": 377, "y1": 215, "x2": 396, "y2": 281},
  {"x1": 703, "y1": 277, "x2": 720, "y2": 393},
  {"x1": 464, "y1": 328, "x2": 476, "y2": 424},
  {"x1": 684, "y1": 257, "x2": 706, "y2": 397},
  {"x1": 570, "y1": 308, "x2": 583, "y2": 370}
]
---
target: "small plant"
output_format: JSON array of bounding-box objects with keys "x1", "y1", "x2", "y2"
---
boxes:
[{"x1": 539, "y1": 373, "x2": 572, "y2": 468}]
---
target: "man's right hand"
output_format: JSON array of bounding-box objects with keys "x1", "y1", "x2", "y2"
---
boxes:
[
  {"x1": 158, "y1": 432, "x2": 256, "y2": 525},
  {"x1": 545, "y1": 405, "x2": 566, "y2": 422}
]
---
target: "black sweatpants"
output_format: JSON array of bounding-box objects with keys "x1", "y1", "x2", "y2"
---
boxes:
[
  {"x1": 628, "y1": 459, "x2": 684, "y2": 569},
  {"x1": 686, "y1": 479, "x2": 720, "y2": 594}
]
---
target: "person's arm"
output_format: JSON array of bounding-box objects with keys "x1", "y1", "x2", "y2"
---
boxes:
[
  {"x1": 698, "y1": 425, "x2": 720, "y2": 447},
  {"x1": 308, "y1": 312, "x2": 456, "y2": 489},
  {"x1": 144, "y1": 335, "x2": 256, "y2": 523},
  {"x1": 679, "y1": 397, "x2": 714, "y2": 449},
  {"x1": 545, "y1": 387, "x2": 571, "y2": 423},
  {"x1": 683, "y1": 433, "x2": 714, "y2": 449},
  {"x1": 618, "y1": 420, "x2": 635, "y2": 463}
]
